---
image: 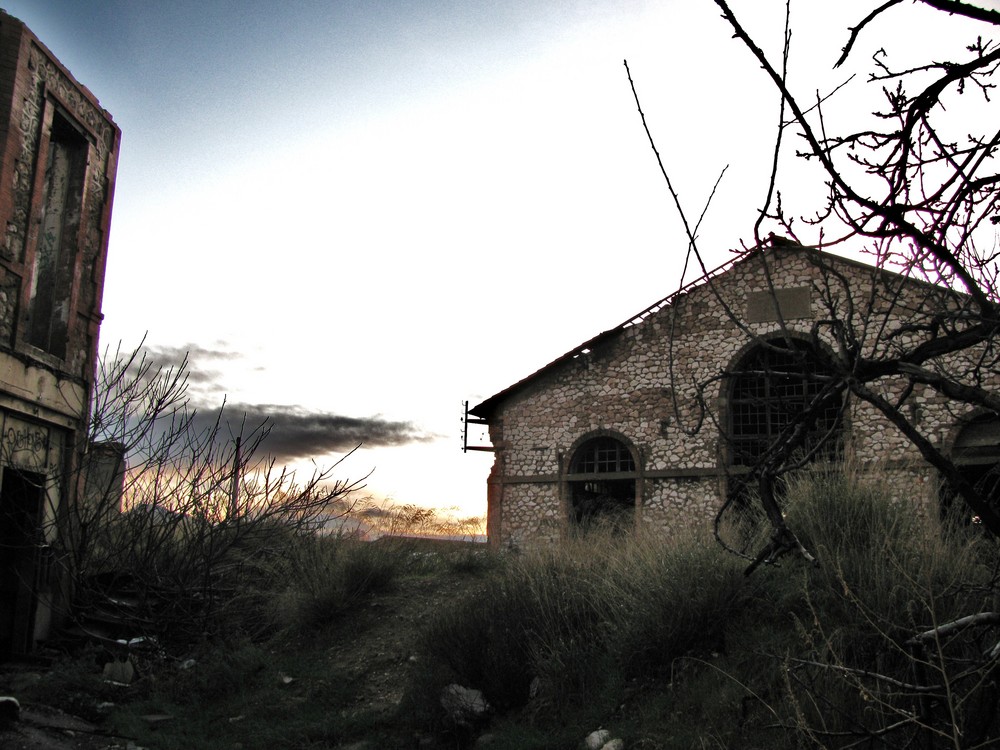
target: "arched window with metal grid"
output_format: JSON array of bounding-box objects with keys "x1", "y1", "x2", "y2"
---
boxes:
[{"x1": 728, "y1": 339, "x2": 843, "y2": 467}]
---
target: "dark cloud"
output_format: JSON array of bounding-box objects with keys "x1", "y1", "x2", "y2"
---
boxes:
[
  {"x1": 143, "y1": 342, "x2": 241, "y2": 365},
  {"x1": 189, "y1": 402, "x2": 437, "y2": 463},
  {"x1": 109, "y1": 342, "x2": 433, "y2": 463},
  {"x1": 137, "y1": 342, "x2": 241, "y2": 386}
]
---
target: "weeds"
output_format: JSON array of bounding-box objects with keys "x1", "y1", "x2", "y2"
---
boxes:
[
  {"x1": 777, "y1": 467, "x2": 1000, "y2": 747},
  {"x1": 419, "y1": 526, "x2": 750, "y2": 727},
  {"x1": 16, "y1": 464, "x2": 999, "y2": 748},
  {"x1": 102, "y1": 638, "x2": 366, "y2": 750},
  {"x1": 277, "y1": 534, "x2": 408, "y2": 632},
  {"x1": 413, "y1": 465, "x2": 1000, "y2": 748}
]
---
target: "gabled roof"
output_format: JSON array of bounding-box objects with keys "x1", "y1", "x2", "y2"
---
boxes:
[
  {"x1": 469, "y1": 242, "x2": 924, "y2": 420},
  {"x1": 470, "y1": 248, "x2": 752, "y2": 419}
]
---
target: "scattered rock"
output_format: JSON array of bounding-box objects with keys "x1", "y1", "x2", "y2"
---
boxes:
[
  {"x1": 585, "y1": 728, "x2": 612, "y2": 750},
  {"x1": 601, "y1": 739, "x2": 624, "y2": 750},
  {"x1": 0, "y1": 696, "x2": 20, "y2": 725},
  {"x1": 440, "y1": 684, "x2": 490, "y2": 728}
]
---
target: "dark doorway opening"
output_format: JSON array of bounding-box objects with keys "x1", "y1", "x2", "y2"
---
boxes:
[
  {"x1": 943, "y1": 415, "x2": 1000, "y2": 526},
  {"x1": 570, "y1": 478, "x2": 635, "y2": 528},
  {"x1": 0, "y1": 469, "x2": 45, "y2": 657}
]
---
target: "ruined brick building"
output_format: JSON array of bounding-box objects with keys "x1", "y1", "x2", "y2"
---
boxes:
[
  {"x1": 0, "y1": 11, "x2": 119, "y2": 655},
  {"x1": 469, "y1": 246, "x2": 997, "y2": 548}
]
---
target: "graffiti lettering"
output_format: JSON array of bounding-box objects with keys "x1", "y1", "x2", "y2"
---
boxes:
[{"x1": 5, "y1": 426, "x2": 48, "y2": 459}]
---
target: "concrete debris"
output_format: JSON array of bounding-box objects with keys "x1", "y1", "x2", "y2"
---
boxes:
[
  {"x1": 585, "y1": 728, "x2": 624, "y2": 750},
  {"x1": 584, "y1": 729, "x2": 612, "y2": 750},
  {"x1": 102, "y1": 657, "x2": 135, "y2": 685}
]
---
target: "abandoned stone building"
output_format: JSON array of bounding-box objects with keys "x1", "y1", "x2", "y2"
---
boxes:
[
  {"x1": 469, "y1": 245, "x2": 997, "y2": 548},
  {"x1": 0, "y1": 11, "x2": 120, "y2": 656}
]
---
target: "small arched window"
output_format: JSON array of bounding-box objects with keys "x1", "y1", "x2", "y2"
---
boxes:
[
  {"x1": 571, "y1": 436, "x2": 635, "y2": 475},
  {"x1": 567, "y1": 436, "x2": 637, "y2": 529}
]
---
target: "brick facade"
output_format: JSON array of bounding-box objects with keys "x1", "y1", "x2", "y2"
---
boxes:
[
  {"x1": 0, "y1": 11, "x2": 119, "y2": 656},
  {"x1": 471, "y1": 248, "x2": 973, "y2": 549}
]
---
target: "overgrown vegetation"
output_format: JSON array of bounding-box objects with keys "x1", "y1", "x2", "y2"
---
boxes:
[
  {"x1": 8, "y1": 521, "x2": 487, "y2": 749},
  {"x1": 8, "y1": 465, "x2": 999, "y2": 748},
  {"x1": 412, "y1": 466, "x2": 1000, "y2": 749},
  {"x1": 52, "y1": 340, "x2": 369, "y2": 646},
  {"x1": 418, "y1": 530, "x2": 746, "y2": 718},
  {"x1": 275, "y1": 533, "x2": 416, "y2": 632}
]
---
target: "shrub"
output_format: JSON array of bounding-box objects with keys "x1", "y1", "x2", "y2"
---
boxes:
[
  {"x1": 58, "y1": 342, "x2": 366, "y2": 647},
  {"x1": 775, "y1": 465, "x2": 1000, "y2": 747},
  {"x1": 418, "y1": 525, "x2": 752, "y2": 721},
  {"x1": 605, "y1": 530, "x2": 749, "y2": 677},
  {"x1": 415, "y1": 465, "x2": 1000, "y2": 747},
  {"x1": 276, "y1": 534, "x2": 408, "y2": 632}
]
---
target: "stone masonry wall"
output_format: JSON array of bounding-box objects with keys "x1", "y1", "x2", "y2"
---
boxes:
[{"x1": 485, "y1": 249, "x2": 975, "y2": 548}]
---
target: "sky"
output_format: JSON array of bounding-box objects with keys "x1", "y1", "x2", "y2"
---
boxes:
[{"x1": 2, "y1": 0, "x2": 994, "y2": 519}]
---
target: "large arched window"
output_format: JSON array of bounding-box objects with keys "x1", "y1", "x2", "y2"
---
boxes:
[
  {"x1": 566, "y1": 436, "x2": 637, "y2": 529},
  {"x1": 728, "y1": 339, "x2": 843, "y2": 467}
]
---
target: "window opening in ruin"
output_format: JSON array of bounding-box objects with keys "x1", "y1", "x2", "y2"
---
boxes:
[
  {"x1": 943, "y1": 414, "x2": 1000, "y2": 526},
  {"x1": 0, "y1": 469, "x2": 45, "y2": 656},
  {"x1": 724, "y1": 339, "x2": 843, "y2": 537},
  {"x1": 728, "y1": 339, "x2": 843, "y2": 467},
  {"x1": 567, "y1": 436, "x2": 636, "y2": 530},
  {"x1": 27, "y1": 110, "x2": 89, "y2": 358}
]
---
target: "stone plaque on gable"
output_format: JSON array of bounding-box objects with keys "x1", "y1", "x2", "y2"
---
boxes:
[{"x1": 746, "y1": 287, "x2": 811, "y2": 323}]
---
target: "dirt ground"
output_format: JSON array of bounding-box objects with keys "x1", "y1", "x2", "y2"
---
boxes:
[
  {"x1": 0, "y1": 562, "x2": 479, "y2": 749},
  {"x1": 0, "y1": 702, "x2": 121, "y2": 750},
  {"x1": 324, "y1": 571, "x2": 474, "y2": 723}
]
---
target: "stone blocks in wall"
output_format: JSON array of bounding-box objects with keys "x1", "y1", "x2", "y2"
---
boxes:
[{"x1": 477, "y1": 248, "x2": 984, "y2": 549}]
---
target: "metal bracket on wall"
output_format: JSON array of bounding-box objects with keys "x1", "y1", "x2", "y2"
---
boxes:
[{"x1": 462, "y1": 400, "x2": 494, "y2": 453}]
